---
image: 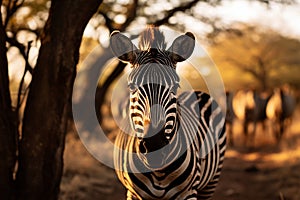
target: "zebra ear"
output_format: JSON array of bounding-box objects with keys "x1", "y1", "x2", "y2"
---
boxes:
[
  {"x1": 110, "y1": 31, "x2": 138, "y2": 63},
  {"x1": 168, "y1": 32, "x2": 195, "y2": 63}
]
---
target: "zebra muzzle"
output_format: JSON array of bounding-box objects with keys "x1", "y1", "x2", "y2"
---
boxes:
[
  {"x1": 148, "y1": 104, "x2": 165, "y2": 129},
  {"x1": 138, "y1": 138, "x2": 168, "y2": 170}
]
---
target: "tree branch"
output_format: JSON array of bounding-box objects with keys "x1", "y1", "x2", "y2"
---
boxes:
[
  {"x1": 6, "y1": 36, "x2": 34, "y2": 74},
  {"x1": 98, "y1": 10, "x2": 114, "y2": 32},
  {"x1": 153, "y1": 0, "x2": 200, "y2": 26},
  {"x1": 16, "y1": 41, "x2": 33, "y2": 113},
  {"x1": 4, "y1": 0, "x2": 25, "y2": 28},
  {"x1": 99, "y1": 0, "x2": 138, "y2": 32},
  {"x1": 258, "y1": 0, "x2": 295, "y2": 5},
  {"x1": 226, "y1": 57, "x2": 260, "y2": 77},
  {"x1": 119, "y1": 0, "x2": 138, "y2": 31}
]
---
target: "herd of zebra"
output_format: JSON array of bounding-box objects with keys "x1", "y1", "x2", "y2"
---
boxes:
[{"x1": 226, "y1": 87, "x2": 297, "y2": 146}]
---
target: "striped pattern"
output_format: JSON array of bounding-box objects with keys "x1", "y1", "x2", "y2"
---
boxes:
[
  {"x1": 115, "y1": 92, "x2": 226, "y2": 199},
  {"x1": 112, "y1": 27, "x2": 226, "y2": 200},
  {"x1": 128, "y1": 62, "x2": 179, "y2": 139}
]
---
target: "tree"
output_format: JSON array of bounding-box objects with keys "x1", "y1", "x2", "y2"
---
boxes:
[
  {"x1": 0, "y1": 1, "x2": 17, "y2": 198},
  {"x1": 209, "y1": 24, "x2": 300, "y2": 90},
  {"x1": 0, "y1": 0, "x2": 102, "y2": 199}
]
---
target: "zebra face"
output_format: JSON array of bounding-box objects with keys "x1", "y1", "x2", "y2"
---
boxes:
[
  {"x1": 130, "y1": 80, "x2": 180, "y2": 169},
  {"x1": 110, "y1": 27, "x2": 195, "y2": 169},
  {"x1": 127, "y1": 53, "x2": 181, "y2": 169},
  {"x1": 127, "y1": 61, "x2": 180, "y2": 140}
]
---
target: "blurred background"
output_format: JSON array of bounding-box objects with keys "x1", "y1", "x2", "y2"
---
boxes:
[{"x1": 2, "y1": 0, "x2": 300, "y2": 199}]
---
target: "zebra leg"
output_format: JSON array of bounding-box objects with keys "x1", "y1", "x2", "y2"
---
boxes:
[
  {"x1": 196, "y1": 160, "x2": 225, "y2": 199},
  {"x1": 126, "y1": 190, "x2": 139, "y2": 200},
  {"x1": 196, "y1": 171, "x2": 221, "y2": 200},
  {"x1": 262, "y1": 120, "x2": 267, "y2": 133},
  {"x1": 243, "y1": 120, "x2": 249, "y2": 146},
  {"x1": 250, "y1": 121, "x2": 257, "y2": 147},
  {"x1": 196, "y1": 184, "x2": 216, "y2": 200},
  {"x1": 197, "y1": 134, "x2": 226, "y2": 200},
  {"x1": 277, "y1": 120, "x2": 285, "y2": 143},
  {"x1": 273, "y1": 120, "x2": 281, "y2": 144},
  {"x1": 227, "y1": 123, "x2": 234, "y2": 146}
]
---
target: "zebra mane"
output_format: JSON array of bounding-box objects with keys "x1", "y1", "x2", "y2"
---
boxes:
[{"x1": 138, "y1": 26, "x2": 167, "y2": 51}]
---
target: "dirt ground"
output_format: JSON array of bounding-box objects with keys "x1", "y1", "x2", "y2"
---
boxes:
[{"x1": 60, "y1": 109, "x2": 300, "y2": 200}]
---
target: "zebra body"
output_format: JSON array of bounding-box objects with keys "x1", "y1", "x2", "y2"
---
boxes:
[
  {"x1": 115, "y1": 91, "x2": 226, "y2": 199},
  {"x1": 110, "y1": 27, "x2": 226, "y2": 200},
  {"x1": 231, "y1": 89, "x2": 270, "y2": 146},
  {"x1": 266, "y1": 87, "x2": 296, "y2": 142},
  {"x1": 225, "y1": 91, "x2": 235, "y2": 145}
]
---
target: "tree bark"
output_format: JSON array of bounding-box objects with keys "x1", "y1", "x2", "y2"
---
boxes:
[
  {"x1": 0, "y1": 2, "x2": 17, "y2": 199},
  {"x1": 16, "y1": 0, "x2": 102, "y2": 199}
]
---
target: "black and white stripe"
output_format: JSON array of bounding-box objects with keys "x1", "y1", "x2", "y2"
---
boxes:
[{"x1": 110, "y1": 26, "x2": 226, "y2": 200}]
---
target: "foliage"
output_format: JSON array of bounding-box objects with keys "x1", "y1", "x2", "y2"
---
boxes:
[{"x1": 209, "y1": 23, "x2": 300, "y2": 90}]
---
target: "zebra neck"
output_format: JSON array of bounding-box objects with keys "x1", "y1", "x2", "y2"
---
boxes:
[
  {"x1": 166, "y1": 111, "x2": 180, "y2": 143},
  {"x1": 170, "y1": 104, "x2": 181, "y2": 136}
]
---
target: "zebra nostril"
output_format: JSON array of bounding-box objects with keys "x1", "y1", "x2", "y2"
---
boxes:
[{"x1": 165, "y1": 135, "x2": 171, "y2": 142}]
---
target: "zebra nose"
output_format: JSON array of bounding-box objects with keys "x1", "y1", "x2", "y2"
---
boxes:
[{"x1": 149, "y1": 104, "x2": 165, "y2": 129}]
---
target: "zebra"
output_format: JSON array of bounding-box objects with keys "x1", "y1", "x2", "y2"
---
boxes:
[
  {"x1": 225, "y1": 91, "x2": 235, "y2": 146},
  {"x1": 266, "y1": 87, "x2": 296, "y2": 143},
  {"x1": 231, "y1": 89, "x2": 270, "y2": 146},
  {"x1": 110, "y1": 26, "x2": 226, "y2": 200}
]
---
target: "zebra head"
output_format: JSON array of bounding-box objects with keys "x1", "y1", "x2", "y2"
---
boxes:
[{"x1": 110, "y1": 27, "x2": 195, "y2": 168}]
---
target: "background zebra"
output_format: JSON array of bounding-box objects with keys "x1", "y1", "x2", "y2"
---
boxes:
[
  {"x1": 231, "y1": 89, "x2": 270, "y2": 146},
  {"x1": 227, "y1": 87, "x2": 296, "y2": 147},
  {"x1": 110, "y1": 26, "x2": 226, "y2": 200},
  {"x1": 225, "y1": 91, "x2": 235, "y2": 146},
  {"x1": 266, "y1": 87, "x2": 296, "y2": 143}
]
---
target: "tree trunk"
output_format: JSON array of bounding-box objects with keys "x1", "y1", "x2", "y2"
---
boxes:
[
  {"x1": 257, "y1": 57, "x2": 268, "y2": 91},
  {"x1": 0, "y1": 3, "x2": 17, "y2": 199},
  {"x1": 15, "y1": 0, "x2": 102, "y2": 199}
]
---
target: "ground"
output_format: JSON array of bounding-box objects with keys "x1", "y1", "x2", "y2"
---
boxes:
[{"x1": 59, "y1": 108, "x2": 300, "y2": 200}]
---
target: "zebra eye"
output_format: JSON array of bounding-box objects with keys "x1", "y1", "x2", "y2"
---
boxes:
[{"x1": 128, "y1": 83, "x2": 138, "y2": 93}]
